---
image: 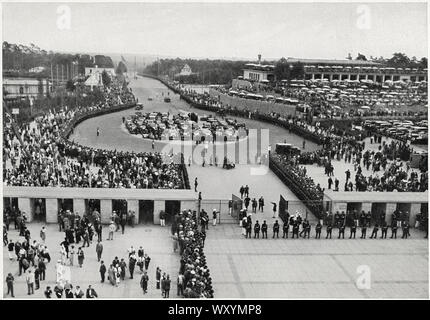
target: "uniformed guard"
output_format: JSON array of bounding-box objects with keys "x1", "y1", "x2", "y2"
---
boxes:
[
  {"x1": 304, "y1": 221, "x2": 311, "y2": 239},
  {"x1": 326, "y1": 223, "x2": 332, "y2": 239},
  {"x1": 365, "y1": 211, "x2": 372, "y2": 227},
  {"x1": 315, "y1": 222, "x2": 322, "y2": 239},
  {"x1": 272, "y1": 220, "x2": 280, "y2": 238},
  {"x1": 380, "y1": 211, "x2": 386, "y2": 225},
  {"x1": 401, "y1": 222, "x2": 410, "y2": 239},
  {"x1": 261, "y1": 221, "x2": 268, "y2": 239},
  {"x1": 338, "y1": 224, "x2": 345, "y2": 239},
  {"x1": 360, "y1": 225, "x2": 367, "y2": 239},
  {"x1": 246, "y1": 222, "x2": 252, "y2": 239},
  {"x1": 387, "y1": 217, "x2": 397, "y2": 234},
  {"x1": 334, "y1": 211, "x2": 340, "y2": 227},
  {"x1": 370, "y1": 224, "x2": 379, "y2": 239},
  {"x1": 381, "y1": 223, "x2": 388, "y2": 239},
  {"x1": 282, "y1": 221, "x2": 289, "y2": 239},
  {"x1": 349, "y1": 222, "x2": 357, "y2": 239},
  {"x1": 254, "y1": 221, "x2": 260, "y2": 239},
  {"x1": 292, "y1": 223, "x2": 300, "y2": 239},
  {"x1": 359, "y1": 211, "x2": 366, "y2": 227}
]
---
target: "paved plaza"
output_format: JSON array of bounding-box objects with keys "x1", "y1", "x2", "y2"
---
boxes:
[
  {"x1": 204, "y1": 224, "x2": 428, "y2": 299},
  {"x1": 3, "y1": 223, "x2": 179, "y2": 299}
]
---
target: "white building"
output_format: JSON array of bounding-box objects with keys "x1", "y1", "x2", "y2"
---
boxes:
[
  {"x1": 3, "y1": 77, "x2": 52, "y2": 99},
  {"x1": 84, "y1": 66, "x2": 115, "y2": 77},
  {"x1": 178, "y1": 64, "x2": 193, "y2": 76}
]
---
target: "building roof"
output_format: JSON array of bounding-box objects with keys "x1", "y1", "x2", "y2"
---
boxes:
[
  {"x1": 3, "y1": 77, "x2": 49, "y2": 85},
  {"x1": 286, "y1": 58, "x2": 381, "y2": 66},
  {"x1": 323, "y1": 190, "x2": 428, "y2": 203}
]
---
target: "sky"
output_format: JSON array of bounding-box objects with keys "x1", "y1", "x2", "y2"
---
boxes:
[{"x1": 2, "y1": 1, "x2": 428, "y2": 61}]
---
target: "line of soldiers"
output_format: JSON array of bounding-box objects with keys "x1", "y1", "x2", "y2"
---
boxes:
[{"x1": 242, "y1": 216, "x2": 412, "y2": 240}]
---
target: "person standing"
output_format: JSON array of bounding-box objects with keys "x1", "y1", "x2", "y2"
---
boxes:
[
  {"x1": 86, "y1": 285, "x2": 98, "y2": 298},
  {"x1": 272, "y1": 220, "x2": 280, "y2": 238},
  {"x1": 349, "y1": 222, "x2": 357, "y2": 239},
  {"x1": 381, "y1": 223, "x2": 388, "y2": 239},
  {"x1": 107, "y1": 221, "x2": 115, "y2": 240},
  {"x1": 96, "y1": 223, "x2": 102, "y2": 242},
  {"x1": 361, "y1": 225, "x2": 367, "y2": 239},
  {"x1": 77, "y1": 247, "x2": 84, "y2": 268},
  {"x1": 156, "y1": 267, "x2": 162, "y2": 289},
  {"x1": 129, "y1": 254, "x2": 137, "y2": 279},
  {"x1": 40, "y1": 226, "x2": 46, "y2": 243},
  {"x1": 315, "y1": 222, "x2": 322, "y2": 239},
  {"x1": 282, "y1": 221, "x2": 289, "y2": 238},
  {"x1": 69, "y1": 245, "x2": 75, "y2": 266},
  {"x1": 194, "y1": 178, "x2": 198, "y2": 192},
  {"x1": 140, "y1": 271, "x2": 149, "y2": 294},
  {"x1": 271, "y1": 202, "x2": 277, "y2": 218},
  {"x1": 390, "y1": 224, "x2": 398, "y2": 239},
  {"x1": 6, "y1": 273, "x2": 15, "y2": 298},
  {"x1": 7, "y1": 240, "x2": 14, "y2": 260},
  {"x1": 258, "y1": 196, "x2": 264, "y2": 212},
  {"x1": 99, "y1": 261, "x2": 106, "y2": 283},
  {"x1": 144, "y1": 254, "x2": 151, "y2": 271},
  {"x1": 254, "y1": 221, "x2": 260, "y2": 238},
  {"x1": 160, "y1": 211, "x2": 166, "y2": 227},
  {"x1": 326, "y1": 223, "x2": 333, "y2": 239},
  {"x1": 261, "y1": 220, "x2": 268, "y2": 239},
  {"x1": 338, "y1": 224, "x2": 345, "y2": 239},
  {"x1": 164, "y1": 275, "x2": 171, "y2": 298},
  {"x1": 26, "y1": 270, "x2": 35, "y2": 295},
  {"x1": 177, "y1": 273, "x2": 184, "y2": 296},
  {"x1": 370, "y1": 224, "x2": 379, "y2": 239},
  {"x1": 245, "y1": 222, "x2": 252, "y2": 239},
  {"x1": 44, "y1": 286, "x2": 52, "y2": 298},
  {"x1": 74, "y1": 286, "x2": 84, "y2": 298},
  {"x1": 96, "y1": 240, "x2": 103, "y2": 262},
  {"x1": 212, "y1": 209, "x2": 217, "y2": 226},
  {"x1": 34, "y1": 267, "x2": 40, "y2": 290}
]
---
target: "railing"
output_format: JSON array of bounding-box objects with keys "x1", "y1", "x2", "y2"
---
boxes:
[
  {"x1": 61, "y1": 103, "x2": 136, "y2": 139},
  {"x1": 269, "y1": 154, "x2": 323, "y2": 219}
]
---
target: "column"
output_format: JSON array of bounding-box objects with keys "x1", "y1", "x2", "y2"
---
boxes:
[
  {"x1": 73, "y1": 199, "x2": 86, "y2": 216},
  {"x1": 329, "y1": 74, "x2": 333, "y2": 81},
  {"x1": 332, "y1": 202, "x2": 347, "y2": 213},
  {"x1": 385, "y1": 203, "x2": 397, "y2": 225},
  {"x1": 410, "y1": 203, "x2": 422, "y2": 226},
  {"x1": 127, "y1": 199, "x2": 139, "y2": 224},
  {"x1": 153, "y1": 200, "x2": 165, "y2": 225},
  {"x1": 348, "y1": 73, "x2": 351, "y2": 80},
  {"x1": 181, "y1": 200, "x2": 197, "y2": 212},
  {"x1": 100, "y1": 200, "x2": 112, "y2": 224},
  {"x1": 311, "y1": 73, "x2": 315, "y2": 80},
  {"x1": 18, "y1": 198, "x2": 32, "y2": 222},
  {"x1": 45, "y1": 198, "x2": 58, "y2": 224},
  {"x1": 361, "y1": 202, "x2": 372, "y2": 213}
]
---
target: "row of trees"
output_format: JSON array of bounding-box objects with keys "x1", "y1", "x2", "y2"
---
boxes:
[
  {"x1": 2, "y1": 41, "x2": 114, "y2": 78},
  {"x1": 354, "y1": 52, "x2": 427, "y2": 69},
  {"x1": 143, "y1": 58, "x2": 247, "y2": 84},
  {"x1": 144, "y1": 52, "x2": 427, "y2": 84}
]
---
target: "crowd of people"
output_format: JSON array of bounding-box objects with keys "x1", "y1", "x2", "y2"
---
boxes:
[
  {"x1": 175, "y1": 210, "x2": 214, "y2": 298},
  {"x1": 3, "y1": 79, "x2": 186, "y2": 189}
]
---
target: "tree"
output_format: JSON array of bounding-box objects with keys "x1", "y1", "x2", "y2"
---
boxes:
[
  {"x1": 101, "y1": 70, "x2": 111, "y2": 87},
  {"x1": 116, "y1": 61, "x2": 127, "y2": 75},
  {"x1": 387, "y1": 53, "x2": 411, "y2": 67},
  {"x1": 66, "y1": 80, "x2": 75, "y2": 92},
  {"x1": 274, "y1": 57, "x2": 290, "y2": 80},
  {"x1": 356, "y1": 53, "x2": 367, "y2": 61},
  {"x1": 419, "y1": 57, "x2": 428, "y2": 69}
]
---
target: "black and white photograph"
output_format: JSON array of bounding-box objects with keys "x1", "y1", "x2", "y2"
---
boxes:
[{"x1": 1, "y1": 0, "x2": 428, "y2": 302}]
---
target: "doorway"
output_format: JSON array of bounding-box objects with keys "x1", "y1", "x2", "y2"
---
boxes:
[
  {"x1": 112, "y1": 199, "x2": 128, "y2": 216},
  {"x1": 58, "y1": 199, "x2": 73, "y2": 212},
  {"x1": 165, "y1": 200, "x2": 181, "y2": 225},
  {"x1": 31, "y1": 198, "x2": 46, "y2": 222},
  {"x1": 139, "y1": 200, "x2": 154, "y2": 224}
]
